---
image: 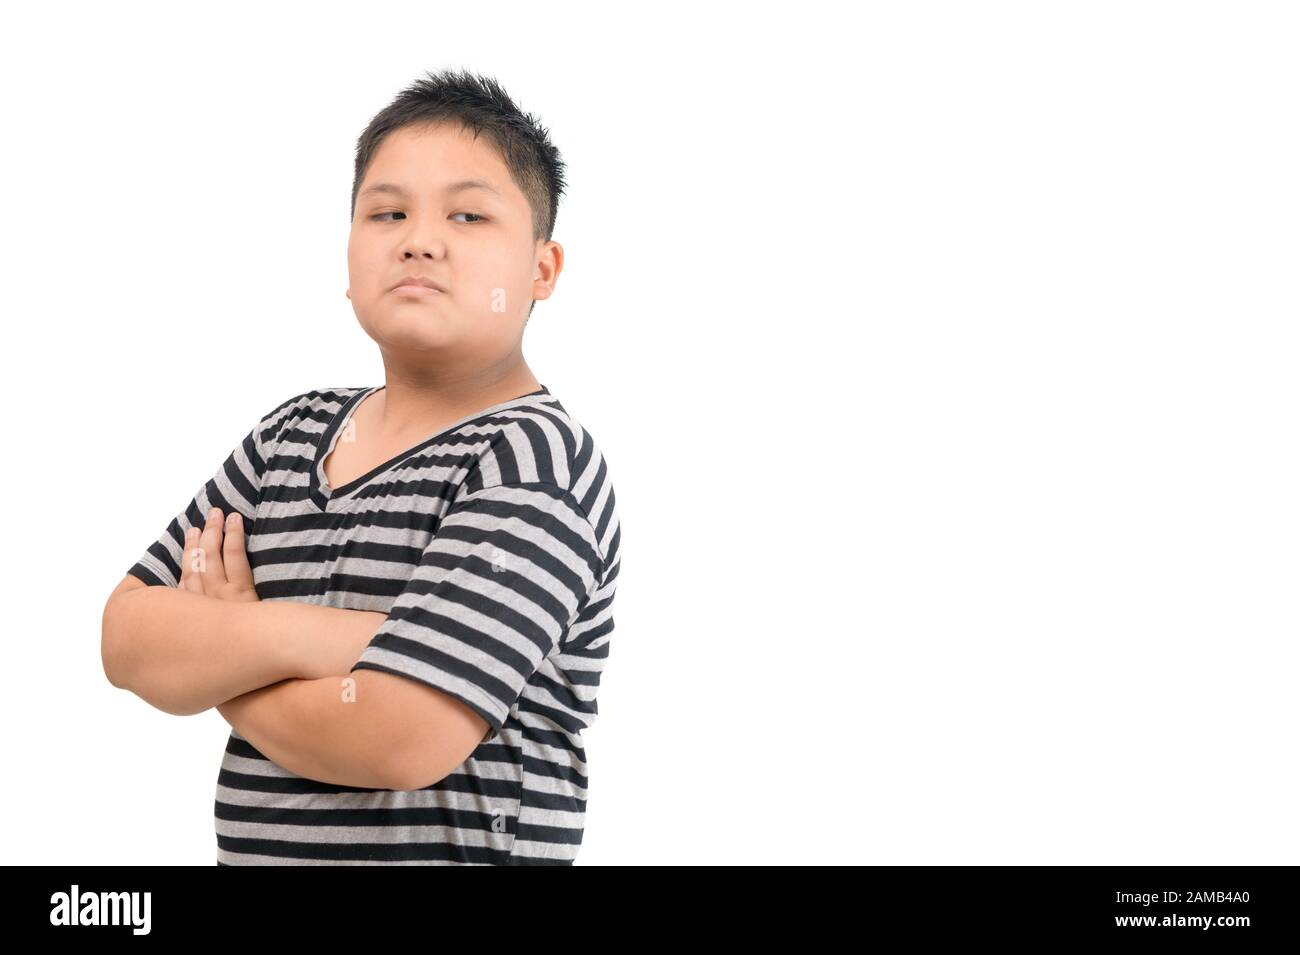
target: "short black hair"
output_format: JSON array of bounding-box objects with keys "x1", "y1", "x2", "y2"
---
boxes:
[{"x1": 351, "y1": 68, "x2": 567, "y2": 244}]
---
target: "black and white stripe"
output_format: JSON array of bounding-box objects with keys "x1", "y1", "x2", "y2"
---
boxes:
[{"x1": 127, "y1": 384, "x2": 621, "y2": 865}]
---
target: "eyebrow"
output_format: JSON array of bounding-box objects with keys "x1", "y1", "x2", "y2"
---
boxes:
[{"x1": 358, "y1": 179, "x2": 500, "y2": 200}]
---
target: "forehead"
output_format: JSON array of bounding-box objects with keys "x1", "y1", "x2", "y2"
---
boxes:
[{"x1": 359, "y1": 123, "x2": 519, "y2": 202}]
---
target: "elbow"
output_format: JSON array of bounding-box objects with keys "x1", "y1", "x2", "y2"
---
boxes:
[
  {"x1": 151, "y1": 697, "x2": 207, "y2": 718},
  {"x1": 100, "y1": 593, "x2": 202, "y2": 716},
  {"x1": 101, "y1": 596, "x2": 130, "y2": 690}
]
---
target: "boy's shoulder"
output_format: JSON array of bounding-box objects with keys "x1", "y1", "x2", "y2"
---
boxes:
[
  {"x1": 453, "y1": 389, "x2": 618, "y2": 552},
  {"x1": 268, "y1": 386, "x2": 364, "y2": 419},
  {"x1": 249, "y1": 386, "x2": 364, "y2": 445}
]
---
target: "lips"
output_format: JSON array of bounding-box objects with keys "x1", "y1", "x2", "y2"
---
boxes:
[
  {"x1": 391, "y1": 284, "x2": 444, "y2": 297},
  {"x1": 390, "y1": 276, "x2": 447, "y2": 294}
]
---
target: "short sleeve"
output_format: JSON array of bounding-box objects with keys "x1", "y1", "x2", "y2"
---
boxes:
[
  {"x1": 124, "y1": 409, "x2": 277, "y2": 588},
  {"x1": 351, "y1": 481, "x2": 604, "y2": 744}
]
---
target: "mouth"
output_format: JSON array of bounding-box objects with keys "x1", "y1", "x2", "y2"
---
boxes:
[{"x1": 390, "y1": 284, "x2": 445, "y2": 297}]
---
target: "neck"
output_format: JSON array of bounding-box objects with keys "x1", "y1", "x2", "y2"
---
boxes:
[{"x1": 371, "y1": 353, "x2": 542, "y2": 436}]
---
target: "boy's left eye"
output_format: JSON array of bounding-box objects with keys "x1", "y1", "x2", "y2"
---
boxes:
[{"x1": 368, "y1": 211, "x2": 486, "y2": 223}]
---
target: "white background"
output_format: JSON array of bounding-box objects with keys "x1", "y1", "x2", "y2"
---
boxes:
[{"x1": 1, "y1": 1, "x2": 1296, "y2": 865}]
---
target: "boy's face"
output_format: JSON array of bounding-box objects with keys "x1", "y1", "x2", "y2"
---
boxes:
[{"x1": 346, "y1": 121, "x2": 559, "y2": 364}]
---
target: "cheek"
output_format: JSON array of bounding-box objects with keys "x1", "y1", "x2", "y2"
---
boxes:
[{"x1": 460, "y1": 260, "x2": 534, "y2": 310}]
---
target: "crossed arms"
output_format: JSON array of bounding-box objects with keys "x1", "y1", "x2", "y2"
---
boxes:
[{"x1": 101, "y1": 507, "x2": 489, "y2": 792}]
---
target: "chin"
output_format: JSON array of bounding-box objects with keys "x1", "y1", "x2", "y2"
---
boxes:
[{"x1": 359, "y1": 313, "x2": 458, "y2": 350}]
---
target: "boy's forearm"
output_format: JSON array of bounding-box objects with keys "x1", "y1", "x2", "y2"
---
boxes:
[
  {"x1": 103, "y1": 588, "x2": 386, "y2": 716},
  {"x1": 217, "y1": 673, "x2": 397, "y2": 790}
]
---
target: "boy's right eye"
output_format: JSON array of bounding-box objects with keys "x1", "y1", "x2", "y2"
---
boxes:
[{"x1": 370, "y1": 212, "x2": 404, "y2": 222}]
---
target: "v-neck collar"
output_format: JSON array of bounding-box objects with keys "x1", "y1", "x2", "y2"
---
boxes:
[{"x1": 309, "y1": 383, "x2": 553, "y2": 511}]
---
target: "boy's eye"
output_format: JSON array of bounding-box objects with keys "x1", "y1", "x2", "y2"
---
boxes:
[{"x1": 368, "y1": 211, "x2": 486, "y2": 223}]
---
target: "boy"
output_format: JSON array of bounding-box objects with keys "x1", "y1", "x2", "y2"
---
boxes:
[{"x1": 101, "y1": 69, "x2": 622, "y2": 865}]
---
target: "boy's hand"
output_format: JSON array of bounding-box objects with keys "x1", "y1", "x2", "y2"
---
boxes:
[{"x1": 179, "y1": 506, "x2": 261, "y2": 602}]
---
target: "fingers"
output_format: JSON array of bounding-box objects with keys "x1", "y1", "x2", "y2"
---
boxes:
[
  {"x1": 222, "y1": 511, "x2": 255, "y2": 589},
  {"x1": 180, "y1": 525, "x2": 205, "y2": 593},
  {"x1": 196, "y1": 505, "x2": 229, "y2": 585}
]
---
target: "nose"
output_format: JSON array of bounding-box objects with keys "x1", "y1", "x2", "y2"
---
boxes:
[{"x1": 400, "y1": 219, "x2": 449, "y2": 260}]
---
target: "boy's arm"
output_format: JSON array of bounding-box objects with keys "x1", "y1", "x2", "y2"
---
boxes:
[
  {"x1": 102, "y1": 583, "x2": 386, "y2": 716},
  {"x1": 204, "y1": 480, "x2": 607, "y2": 792},
  {"x1": 215, "y1": 669, "x2": 487, "y2": 791}
]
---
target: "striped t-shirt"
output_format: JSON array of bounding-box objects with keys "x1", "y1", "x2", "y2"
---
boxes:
[{"x1": 126, "y1": 383, "x2": 621, "y2": 865}]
